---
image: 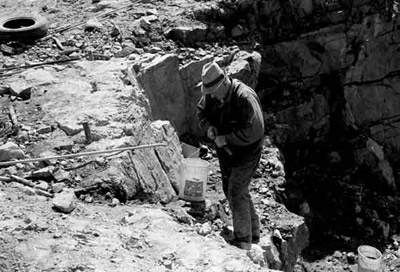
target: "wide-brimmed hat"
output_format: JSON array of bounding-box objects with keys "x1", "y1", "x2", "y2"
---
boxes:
[{"x1": 198, "y1": 62, "x2": 227, "y2": 95}]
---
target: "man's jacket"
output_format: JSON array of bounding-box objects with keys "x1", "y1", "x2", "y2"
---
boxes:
[{"x1": 197, "y1": 78, "x2": 264, "y2": 149}]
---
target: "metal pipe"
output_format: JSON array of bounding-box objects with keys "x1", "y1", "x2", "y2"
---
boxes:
[
  {"x1": 0, "y1": 142, "x2": 167, "y2": 167},
  {"x1": 0, "y1": 57, "x2": 81, "y2": 74}
]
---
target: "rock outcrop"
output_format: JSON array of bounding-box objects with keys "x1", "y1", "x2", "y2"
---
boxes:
[{"x1": 2, "y1": 59, "x2": 182, "y2": 203}]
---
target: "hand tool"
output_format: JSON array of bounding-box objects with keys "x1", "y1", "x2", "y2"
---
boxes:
[{"x1": 209, "y1": 130, "x2": 233, "y2": 156}]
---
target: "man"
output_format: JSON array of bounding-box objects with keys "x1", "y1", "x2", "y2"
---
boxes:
[{"x1": 197, "y1": 61, "x2": 264, "y2": 250}]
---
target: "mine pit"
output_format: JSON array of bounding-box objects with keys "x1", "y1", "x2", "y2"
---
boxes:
[{"x1": 1, "y1": 0, "x2": 400, "y2": 271}]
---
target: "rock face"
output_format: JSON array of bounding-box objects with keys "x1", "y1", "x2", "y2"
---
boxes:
[
  {"x1": 213, "y1": 0, "x2": 400, "y2": 246},
  {"x1": 343, "y1": 17, "x2": 400, "y2": 163}
]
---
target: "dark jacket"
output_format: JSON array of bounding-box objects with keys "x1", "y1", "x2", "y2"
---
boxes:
[{"x1": 197, "y1": 78, "x2": 264, "y2": 149}]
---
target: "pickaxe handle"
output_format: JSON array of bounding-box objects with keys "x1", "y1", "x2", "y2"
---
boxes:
[
  {"x1": 222, "y1": 145, "x2": 233, "y2": 156},
  {"x1": 209, "y1": 128, "x2": 233, "y2": 156}
]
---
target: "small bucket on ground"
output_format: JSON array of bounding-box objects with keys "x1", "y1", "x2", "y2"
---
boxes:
[
  {"x1": 178, "y1": 158, "x2": 209, "y2": 202},
  {"x1": 357, "y1": 245, "x2": 382, "y2": 272}
]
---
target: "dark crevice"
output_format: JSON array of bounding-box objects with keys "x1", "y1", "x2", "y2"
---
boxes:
[{"x1": 256, "y1": 64, "x2": 400, "y2": 261}]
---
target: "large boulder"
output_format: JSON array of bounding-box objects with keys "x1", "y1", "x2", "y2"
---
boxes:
[
  {"x1": 165, "y1": 25, "x2": 208, "y2": 47},
  {"x1": 136, "y1": 54, "x2": 187, "y2": 136},
  {"x1": 79, "y1": 120, "x2": 182, "y2": 204},
  {"x1": 260, "y1": 196, "x2": 309, "y2": 272}
]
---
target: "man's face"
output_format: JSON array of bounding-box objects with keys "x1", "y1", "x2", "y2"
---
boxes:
[
  {"x1": 210, "y1": 90, "x2": 225, "y2": 102},
  {"x1": 210, "y1": 80, "x2": 229, "y2": 102}
]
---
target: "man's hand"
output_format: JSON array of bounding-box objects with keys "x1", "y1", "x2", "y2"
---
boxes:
[
  {"x1": 214, "y1": 135, "x2": 227, "y2": 148},
  {"x1": 207, "y1": 125, "x2": 218, "y2": 140}
]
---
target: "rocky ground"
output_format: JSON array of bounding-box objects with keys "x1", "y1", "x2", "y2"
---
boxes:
[
  {"x1": 0, "y1": 182, "x2": 268, "y2": 272},
  {"x1": 0, "y1": 53, "x2": 297, "y2": 271},
  {"x1": 1, "y1": 0, "x2": 400, "y2": 271}
]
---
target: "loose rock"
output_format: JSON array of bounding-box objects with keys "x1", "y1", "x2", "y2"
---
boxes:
[
  {"x1": 196, "y1": 222, "x2": 212, "y2": 236},
  {"x1": 85, "y1": 18, "x2": 104, "y2": 32},
  {"x1": 247, "y1": 244, "x2": 267, "y2": 266},
  {"x1": 0, "y1": 142, "x2": 25, "y2": 162},
  {"x1": 52, "y1": 189, "x2": 77, "y2": 213}
]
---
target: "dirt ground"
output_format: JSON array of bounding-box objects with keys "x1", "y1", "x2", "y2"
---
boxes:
[
  {"x1": 0, "y1": 182, "x2": 266, "y2": 272},
  {"x1": 1, "y1": 0, "x2": 400, "y2": 271}
]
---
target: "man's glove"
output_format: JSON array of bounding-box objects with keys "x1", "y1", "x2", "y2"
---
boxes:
[
  {"x1": 207, "y1": 125, "x2": 218, "y2": 140},
  {"x1": 214, "y1": 135, "x2": 227, "y2": 148}
]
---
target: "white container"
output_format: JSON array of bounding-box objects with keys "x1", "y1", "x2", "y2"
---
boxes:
[
  {"x1": 178, "y1": 158, "x2": 209, "y2": 202},
  {"x1": 358, "y1": 245, "x2": 382, "y2": 272},
  {"x1": 181, "y1": 142, "x2": 199, "y2": 158}
]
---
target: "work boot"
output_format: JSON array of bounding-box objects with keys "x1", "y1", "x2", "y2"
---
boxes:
[
  {"x1": 252, "y1": 236, "x2": 260, "y2": 244},
  {"x1": 231, "y1": 239, "x2": 252, "y2": 250}
]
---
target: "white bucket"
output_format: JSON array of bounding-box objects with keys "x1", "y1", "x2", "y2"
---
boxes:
[
  {"x1": 178, "y1": 158, "x2": 209, "y2": 202},
  {"x1": 181, "y1": 142, "x2": 199, "y2": 158},
  {"x1": 357, "y1": 245, "x2": 382, "y2": 272}
]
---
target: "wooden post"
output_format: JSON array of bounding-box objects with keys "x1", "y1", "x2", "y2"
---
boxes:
[
  {"x1": 8, "y1": 104, "x2": 18, "y2": 127},
  {"x1": 81, "y1": 121, "x2": 92, "y2": 144}
]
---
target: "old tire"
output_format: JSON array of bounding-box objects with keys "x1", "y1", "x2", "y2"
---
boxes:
[{"x1": 0, "y1": 14, "x2": 48, "y2": 42}]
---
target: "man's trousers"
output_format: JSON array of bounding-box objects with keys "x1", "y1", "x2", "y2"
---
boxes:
[{"x1": 217, "y1": 139, "x2": 262, "y2": 243}]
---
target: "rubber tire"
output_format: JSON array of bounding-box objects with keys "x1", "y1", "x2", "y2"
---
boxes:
[{"x1": 0, "y1": 14, "x2": 48, "y2": 42}]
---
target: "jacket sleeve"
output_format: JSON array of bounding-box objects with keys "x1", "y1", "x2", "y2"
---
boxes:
[
  {"x1": 197, "y1": 95, "x2": 211, "y2": 132},
  {"x1": 225, "y1": 92, "x2": 264, "y2": 146}
]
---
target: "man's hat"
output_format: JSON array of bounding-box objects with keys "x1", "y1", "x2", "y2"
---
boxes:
[{"x1": 198, "y1": 62, "x2": 227, "y2": 95}]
